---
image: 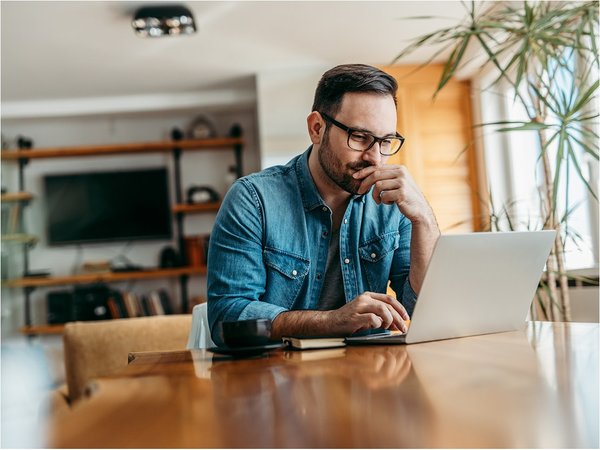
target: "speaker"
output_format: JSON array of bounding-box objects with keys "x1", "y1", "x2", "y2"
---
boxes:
[
  {"x1": 47, "y1": 290, "x2": 75, "y2": 324},
  {"x1": 72, "y1": 284, "x2": 112, "y2": 321},
  {"x1": 160, "y1": 246, "x2": 182, "y2": 268}
]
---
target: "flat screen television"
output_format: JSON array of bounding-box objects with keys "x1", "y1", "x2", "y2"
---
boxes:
[{"x1": 44, "y1": 168, "x2": 172, "y2": 245}]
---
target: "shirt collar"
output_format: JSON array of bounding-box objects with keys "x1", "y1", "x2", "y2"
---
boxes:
[{"x1": 295, "y1": 146, "x2": 366, "y2": 212}]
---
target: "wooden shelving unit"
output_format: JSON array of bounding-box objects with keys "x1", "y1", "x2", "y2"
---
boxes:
[
  {"x1": 1, "y1": 234, "x2": 38, "y2": 244},
  {"x1": 4, "y1": 266, "x2": 206, "y2": 288},
  {"x1": 19, "y1": 324, "x2": 65, "y2": 336},
  {"x1": 2, "y1": 133, "x2": 244, "y2": 336},
  {"x1": 0, "y1": 137, "x2": 244, "y2": 160},
  {"x1": 173, "y1": 202, "x2": 221, "y2": 214},
  {"x1": 1, "y1": 192, "x2": 34, "y2": 202},
  {"x1": 15, "y1": 266, "x2": 207, "y2": 336}
]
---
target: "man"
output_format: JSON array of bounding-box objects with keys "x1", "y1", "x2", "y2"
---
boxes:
[{"x1": 207, "y1": 64, "x2": 440, "y2": 346}]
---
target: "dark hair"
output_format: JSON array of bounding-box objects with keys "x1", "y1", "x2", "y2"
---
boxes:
[{"x1": 311, "y1": 64, "x2": 398, "y2": 117}]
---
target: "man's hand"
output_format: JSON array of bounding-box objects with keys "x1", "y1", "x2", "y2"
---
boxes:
[
  {"x1": 352, "y1": 164, "x2": 435, "y2": 223},
  {"x1": 270, "y1": 292, "x2": 409, "y2": 339},
  {"x1": 331, "y1": 291, "x2": 410, "y2": 334},
  {"x1": 352, "y1": 164, "x2": 440, "y2": 295}
]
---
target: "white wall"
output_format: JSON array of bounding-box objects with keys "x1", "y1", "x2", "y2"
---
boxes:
[
  {"x1": 1, "y1": 88, "x2": 261, "y2": 337},
  {"x1": 256, "y1": 66, "x2": 327, "y2": 169}
]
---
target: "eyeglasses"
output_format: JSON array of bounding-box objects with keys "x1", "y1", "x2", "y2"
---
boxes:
[{"x1": 319, "y1": 112, "x2": 405, "y2": 156}]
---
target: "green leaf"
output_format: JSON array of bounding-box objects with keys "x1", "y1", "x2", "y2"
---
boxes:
[
  {"x1": 437, "y1": 33, "x2": 472, "y2": 94},
  {"x1": 529, "y1": 79, "x2": 561, "y2": 116},
  {"x1": 497, "y1": 122, "x2": 550, "y2": 132},
  {"x1": 567, "y1": 133, "x2": 599, "y2": 161},
  {"x1": 569, "y1": 80, "x2": 600, "y2": 118},
  {"x1": 567, "y1": 141, "x2": 599, "y2": 200},
  {"x1": 550, "y1": 127, "x2": 568, "y2": 219}
]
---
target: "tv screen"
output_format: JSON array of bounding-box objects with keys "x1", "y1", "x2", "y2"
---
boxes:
[{"x1": 45, "y1": 168, "x2": 172, "y2": 245}]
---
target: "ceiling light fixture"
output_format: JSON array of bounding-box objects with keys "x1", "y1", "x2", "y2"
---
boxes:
[{"x1": 132, "y1": 5, "x2": 197, "y2": 38}]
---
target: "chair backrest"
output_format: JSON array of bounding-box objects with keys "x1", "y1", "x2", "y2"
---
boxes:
[
  {"x1": 63, "y1": 315, "x2": 191, "y2": 402},
  {"x1": 186, "y1": 303, "x2": 215, "y2": 349}
]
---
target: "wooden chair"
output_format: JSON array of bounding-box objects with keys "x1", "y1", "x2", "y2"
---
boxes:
[{"x1": 62, "y1": 315, "x2": 192, "y2": 403}]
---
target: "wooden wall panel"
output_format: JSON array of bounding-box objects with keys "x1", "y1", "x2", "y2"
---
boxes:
[{"x1": 381, "y1": 65, "x2": 483, "y2": 233}]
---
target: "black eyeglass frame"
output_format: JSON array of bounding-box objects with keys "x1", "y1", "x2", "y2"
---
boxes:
[{"x1": 319, "y1": 112, "x2": 405, "y2": 156}]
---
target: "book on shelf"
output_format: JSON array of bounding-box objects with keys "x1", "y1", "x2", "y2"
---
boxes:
[
  {"x1": 149, "y1": 291, "x2": 165, "y2": 315},
  {"x1": 123, "y1": 292, "x2": 138, "y2": 318},
  {"x1": 140, "y1": 294, "x2": 152, "y2": 316},
  {"x1": 81, "y1": 260, "x2": 112, "y2": 274},
  {"x1": 282, "y1": 336, "x2": 346, "y2": 350},
  {"x1": 106, "y1": 291, "x2": 128, "y2": 319},
  {"x1": 158, "y1": 290, "x2": 174, "y2": 315},
  {"x1": 44, "y1": 285, "x2": 179, "y2": 325},
  {"x1": 107, "y1": 297, "x2": 121, "y2": 319}
]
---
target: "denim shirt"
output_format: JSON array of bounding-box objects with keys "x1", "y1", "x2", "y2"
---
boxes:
[{"x1": 207, "y1": 147, "x2": 417, "y2": 345}]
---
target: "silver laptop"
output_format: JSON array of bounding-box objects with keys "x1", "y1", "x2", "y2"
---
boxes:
[{"x1": 346, "y1": 231, "x2": 556, "y2": 345}]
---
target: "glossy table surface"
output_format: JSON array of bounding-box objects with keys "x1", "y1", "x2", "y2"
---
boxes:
[{"x1": 48, "y1": 322, "x2": 599, "y2": 448}]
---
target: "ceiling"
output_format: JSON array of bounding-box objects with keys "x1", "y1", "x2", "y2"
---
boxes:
[{"x1": 1, "y1": 1, "x2": 471, "y2": 102}]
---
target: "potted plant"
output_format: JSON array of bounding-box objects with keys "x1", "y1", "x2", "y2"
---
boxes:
[{"x1": 393, "y1": 1, "x2": 598, "y2": 320}]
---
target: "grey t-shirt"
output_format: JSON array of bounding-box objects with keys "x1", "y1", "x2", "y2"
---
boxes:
[{"x1": 317, "y1": 228, "x2": 346, "y2": 310}]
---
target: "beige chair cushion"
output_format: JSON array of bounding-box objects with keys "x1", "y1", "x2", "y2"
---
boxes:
[
  {"x1": 43, "y1": 384, "x2": 71, "y2": 417},
  {"x1": 63, "y1": 315, "x2": 191, "y2": 402}
]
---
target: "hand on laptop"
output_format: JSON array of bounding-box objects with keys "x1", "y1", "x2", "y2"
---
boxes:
[{"x1": 331, "y1": 292, "x2": 409, "y2": 334}]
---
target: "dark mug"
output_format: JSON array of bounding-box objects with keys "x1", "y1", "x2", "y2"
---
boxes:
[{"x1": 220, "y1": 319, "x2": 272, "y2": 347}]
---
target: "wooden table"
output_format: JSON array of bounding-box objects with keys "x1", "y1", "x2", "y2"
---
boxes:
[{"x1": 47, "y1": 322, "x2": 598, "y2": 448}]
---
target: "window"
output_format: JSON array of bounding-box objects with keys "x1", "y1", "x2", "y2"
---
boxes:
[{"x1": 475, "y1": 55, "x2": 598, "y2": 270}]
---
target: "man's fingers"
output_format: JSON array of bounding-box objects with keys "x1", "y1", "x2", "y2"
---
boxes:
[
  {"x1": 355, "y1": 293, "x2": 408, "y2": 332},
  {"x1": 372, "y1": 180, "x2": 402, "y2": 205},
  {"x1": 353, "y1": 165, "x2": 402, "y2": 180},
  {"x1": 353, "y1": 166, "x2": 402, "y2": 195},
  {"x1": 367, "y1": 292, "x2": 410, "y2": 320},
  {"x1": 364, "y1": 313, "x2": 383, "y2": 329}
]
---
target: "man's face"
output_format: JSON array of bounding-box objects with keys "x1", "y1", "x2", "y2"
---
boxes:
[{"x1": 317, "y1": 92, "x2": 397, "y2": 195}]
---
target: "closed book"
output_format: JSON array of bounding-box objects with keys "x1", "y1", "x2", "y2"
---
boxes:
[
  {"x1": 134, "y1": 294, "x2": 146, "y2": 317},
  {"x1": 282, "y1": 336, "x2": 346, "y2": 350},
  {"x1": 123, "y1": 292, "x2": 137, "y2": 317},
  {"x1": 140, "y1": 295, "x2": 152, "y2": 316},
  {"x1": 158, "y1": 290, "x2": 173, "y2": 315},
  {"x1": 111, "y1": 291, "x2": 128, "y2": 318},
  {"x1": 150, "y1": 291, "x2": 165, "y2": 315},
  {"x1": 107, "y1": 298, "x2": 121, "y2": 319}
]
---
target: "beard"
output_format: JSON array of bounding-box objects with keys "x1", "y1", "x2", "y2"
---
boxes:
[{"x1": 318, "y1": 130, "x2": 373, "y2": 195}]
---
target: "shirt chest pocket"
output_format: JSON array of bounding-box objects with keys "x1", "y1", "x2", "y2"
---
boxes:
[
  {"x1": 359, "y1": 233, "x2": 400, "y2": 293},
  {"x1": 263, "y1": 248, "x2": 310, "y2": 309}
]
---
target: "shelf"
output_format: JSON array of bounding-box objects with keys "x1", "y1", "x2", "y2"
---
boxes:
[
  {"x1": 1, "y1": 234, "x2": 38, "y2": 244},
  {"x1": 20, "y1": 324, "x2": 65, "y2": 336},
  {"x1": 173, "y1": 202, "x2": 221, "y2": 214},
  {"x1": 0, "y1": 137, "x2": 244, "y2": 161},
  {"x1": 1, "y1": 192, "x2": 34, "y2": 202},
  {"x1": 3, "y1": 266, "x2": 206, "y2": 288}
]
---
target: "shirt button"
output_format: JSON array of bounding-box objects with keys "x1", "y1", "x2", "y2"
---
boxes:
[
  {"x1": 292, "y1": 270, "x2": 298, "y2": 276},
  {"x1": 322, "y1": 206, "x2": 328, "y2": 212},
  {"x1": 322, "y1": 231, "x2": 328, "y2": 238},
  {"x1": 344, "y1": 258, "x2": 350, "y2": 264},
  {"x1": 344, "y1": 219, "x2": 348, "y2": 224},
  {"x1": 371, "y1": 253, "x2": 377, "y2": 259}
]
